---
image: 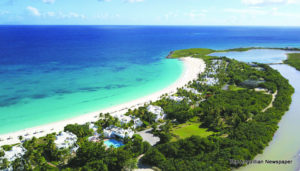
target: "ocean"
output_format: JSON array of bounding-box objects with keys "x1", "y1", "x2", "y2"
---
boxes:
[{"x1": 1, "y1": 25, "x2": 300, "y2": 134}]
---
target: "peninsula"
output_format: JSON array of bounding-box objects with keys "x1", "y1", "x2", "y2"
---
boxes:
[{"x1": 0, "y1": 48, "x2": 295, "y2": 170}]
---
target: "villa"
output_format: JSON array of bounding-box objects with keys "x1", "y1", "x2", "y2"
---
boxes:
[
  {"x1": 54, "y1": 132, "x2": 78, "y2": 150},
  {"x1": 88, "y1": 123, "x2": 102, "y2": 143},
  {"x1": 132, "y1": 117, "x2": 143, "y2": 128},
  {"x1": 89, "y1": 123, "x2": 98, "y2": 132},
  {"x1": 103, "y1": 126, "x2": 134, "y2": 139},
  {"x1": 183, "y1": 87, "x2": 202, "y2": 95},
  {"x1": 205, "y1": 77, "x2": 219, "y2": 86},
  {"x1": 147, "y1": 105, "x2": 166, "y2": 122},
  {"x1": 118, "y1": 115, "x2": 132, "y2": 125},
  {"x1": 168, "y1": 95, "x2": 192, "y2": 104},
  {"x1": 112, "y1": 114, "x2": 143, "y2": 128},
  {"x1": 198, "y1": 76, "x2": 219, "y2": 86},
  {"x1": 168, "y1": 95, "x2": 184, "y2": 102},
  {"x1": 212, "y1": 59, "x2": 222, "y2": 64},
  {"x1": 88, "y1": 135, "x2": 101, "y2": 143},
  {"x1": 0, "y1": 145, "x2": 26, "y2": 162}
]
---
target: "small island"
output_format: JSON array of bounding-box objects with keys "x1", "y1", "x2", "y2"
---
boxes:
[{"x1": 0, "y1": 48, "x2": 296, "y2": 171}]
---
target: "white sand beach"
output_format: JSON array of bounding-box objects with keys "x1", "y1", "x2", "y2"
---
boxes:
[{"x1": 0, "y1": 57, "x2": 205, "y2": 146}]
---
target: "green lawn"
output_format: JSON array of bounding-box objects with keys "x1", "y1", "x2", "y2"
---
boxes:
[
  {"x1": 228, "y1": 85, "x2": 246, "y2": 91},
  {"x1": 170, "y1": 48, "x2": 215, "y2": 59},
  {"x1": 284, "y1": 53, "x2": 300, "y2": 71},
  {"x1": 171, "y1": 121, "x2": 214, "y2": 141}
]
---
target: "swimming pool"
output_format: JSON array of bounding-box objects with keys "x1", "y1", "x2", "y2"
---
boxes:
[{"x1": 104, "y1": 139, "x2": 124, "y2": 148}]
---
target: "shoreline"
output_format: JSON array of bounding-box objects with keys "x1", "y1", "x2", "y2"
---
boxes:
[{"x1": 0, "y1": 57, "x2": 206, "y2": 146}]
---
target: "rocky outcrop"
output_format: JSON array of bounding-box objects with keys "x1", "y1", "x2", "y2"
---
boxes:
[{"x1": 166, "y1": 51, "x2": 174, "y2": 58}]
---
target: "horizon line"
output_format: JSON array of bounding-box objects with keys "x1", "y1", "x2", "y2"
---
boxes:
[{"x1": 0, "y1": 24, "x2": 300, "y2": 28}]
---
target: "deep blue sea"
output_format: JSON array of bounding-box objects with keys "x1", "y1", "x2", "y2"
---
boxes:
[{"x1": 1, "y1": 25, "x2": 300, "y2": 134}]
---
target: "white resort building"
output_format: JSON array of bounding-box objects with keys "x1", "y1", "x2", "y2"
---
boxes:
[
  {"x1": 88, "y1": 134, "x2": 101, "y2": 143},
  {"x1": 103, "y1": 126, "x2": 134, "y2": 139},
  {"x1": 197, "y1": 77, "x2": 219, "y2": 86},
  {"x1": 132, "y1": 117, "x2": 143, "y2": 128},
  {"x1": 168, "y1": 95, "x2": 184, "y2": 102},
  {"x1": 183, "y1": 87, "x2": 202, "y2": 95},
  {"x1": 88, "y1": 123, "x2": 101, "y2": 143},
  {"x1": 112, "y1": 114, "x2": 143, "y2": 129},
  {"x1": 147, "y1": 105, "x2": 166, "y2": 122},
  {"x1": 54, "y1": 132, "x2": 78, "y2": 150},
  {"x1": 0, "y1": 145, "x2": 26, "y2": 162},
  {"x1": 168, "y1": 95, "x2": 192, "y2": 104},
  {"x1": 89, "y1": 123, "x2": 98, "y2": 132},
  {"x1": 118, "y1": 115, "x2": 132, "y2": 125}
]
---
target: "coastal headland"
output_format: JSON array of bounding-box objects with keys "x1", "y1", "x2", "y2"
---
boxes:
[{"x1": 1, "y1": 47, "x2": 299, "y2": 171}]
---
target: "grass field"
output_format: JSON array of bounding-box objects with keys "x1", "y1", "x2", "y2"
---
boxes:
[
  {"x1": 170, "y1": 48, "x2": 215, "y2": 60},
  {"x1": 171, "y1": 121, "x2": 214, "y2": 141},
  {"x1": 228, "y1": 85, "x2": 246, "y2": 91},
  {"x1": 284, "y1": 53, "x2": 300, "y2": 71}
]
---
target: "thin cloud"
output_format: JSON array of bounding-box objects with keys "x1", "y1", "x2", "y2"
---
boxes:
[
  {"x1": 43, "y1": 0, "x2": 55, "y2": 4},
  {"x1": 242, "y1": 0, "x2": 299, "y2": 5},
  {"x1": 185, "y1": 10, "x2": 206, "y2": 19},
  {"x1": 224, "y1": 8, "x2": 267, "y2": 15},
  {"x1": 56, "y1": 12, "x2": 86, "y2": 19},
  {"x1": 27, "y1": 6, "x2": 41, "y2": 16}
]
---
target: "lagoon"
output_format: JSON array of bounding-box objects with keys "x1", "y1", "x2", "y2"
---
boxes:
[{"x1": 210, "y1": 49, "x2": 294, "y2": 64}]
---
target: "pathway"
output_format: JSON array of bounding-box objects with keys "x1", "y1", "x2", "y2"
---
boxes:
[{"x1": 262, "y1": 90, "x2": 278, "y2": 112}]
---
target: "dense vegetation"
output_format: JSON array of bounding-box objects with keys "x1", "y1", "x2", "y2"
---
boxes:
[
  {"x1": 66, "y1": 135, "x2": 150, "y2": 171},
  {"x1": 199, "y1": 90, "x2": 272, "y2": 131},
  {"x1": 142, "y1": 49, "x2": 294, "y2": 171},
  {"x1": 64, "y1": 123, "x2": 93, "y2": 138},
  {"x1": 284, "y1": 53, "x2": 300, "y2": 71}
]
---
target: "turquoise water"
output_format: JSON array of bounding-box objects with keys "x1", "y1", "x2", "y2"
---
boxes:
[
  {"x1": 0, "y1": 59, "x2": 182, "y2": 134},
  {"x1": 1, "y1": 26, "x2": 300, "y2": 135},
  {"x1": 210, "y1": 49, "x2": 293, "y2": 63},
  {"x1": 104, "y1": 139, "x2": 124, "y2": 148}
]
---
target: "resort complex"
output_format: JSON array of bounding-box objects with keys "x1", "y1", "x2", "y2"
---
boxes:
[
  {"x1": 0, "y1": 47, "x2": 297, "y2": 171},
  {"x1": 2, "y1": 0, "x2": 300, "y2": 169}
]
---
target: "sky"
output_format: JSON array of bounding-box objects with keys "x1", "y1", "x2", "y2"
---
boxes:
[{"x1": 1, "y1": 0, "x2": 300, "y2": 26}]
